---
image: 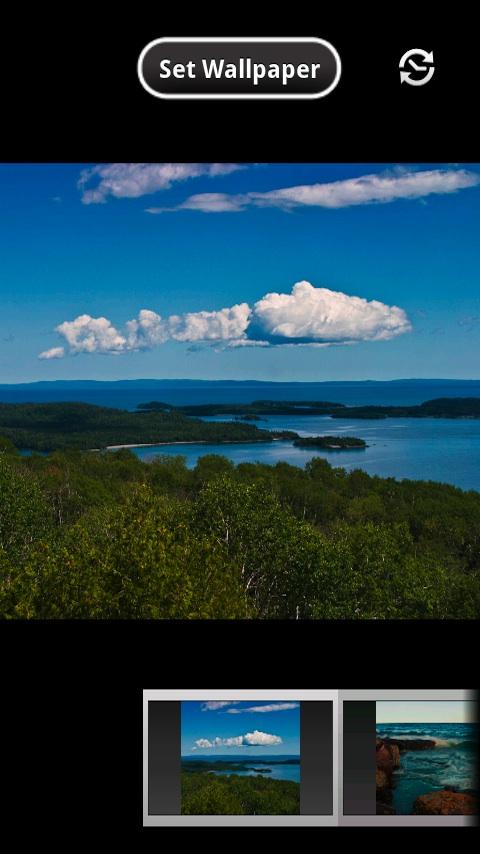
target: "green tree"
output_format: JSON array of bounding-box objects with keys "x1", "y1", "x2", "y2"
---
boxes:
[
  {"x1": 0, "y1": 436, "x2": 17, "y2": 454},
  {"x1": 1, "y1": 484, "x2": 247, "y2": 619},
  {"x1": 0, "y1": 455, "x2": 52, "y2": 560}
]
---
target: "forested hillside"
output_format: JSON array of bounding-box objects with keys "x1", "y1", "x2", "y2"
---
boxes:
[
  {"x1": 0, "y1": 402, "x2": 280, "y2": 451},
  {"x1": 181, "y1": 770, "x2": 300, "y2": 815},
  {"x1": 1, "y1": 445, "x2": 479, "y2": 619},
  {"x1": 144, "y1": 397, "x2": 480, "y2": 419}
]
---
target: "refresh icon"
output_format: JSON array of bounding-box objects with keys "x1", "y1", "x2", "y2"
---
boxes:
[{"x1": 399, "y1": 49, "x2": 435, "y2": 86}]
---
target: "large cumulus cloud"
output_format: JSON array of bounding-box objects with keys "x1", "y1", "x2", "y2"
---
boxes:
[
  {"x1": 38, "y1": 281, "x2": 411, "y2": 359},
  {"x1": 192, "y1": 730, "x2": 283, "y2": 750},
  {"x1": 249, "y1": 281, "x2": 411, "y2": 345}
]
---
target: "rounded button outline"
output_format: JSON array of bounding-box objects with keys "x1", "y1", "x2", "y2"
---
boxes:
[{"x1": 137, "y1": 36, "x2": 342, "y2": 100}]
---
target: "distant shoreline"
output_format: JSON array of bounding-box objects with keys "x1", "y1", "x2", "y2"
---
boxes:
[
  {"x1": 106, "y1": 440, "x2": 208, "y2": 450},
  {"x1": 104, "y1": 438, "x2": 277, "y2": 451}
]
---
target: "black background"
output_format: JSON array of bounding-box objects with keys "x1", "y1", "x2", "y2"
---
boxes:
[
  {"x1": 1, "y1": 13, "x2": 478, "y2": 162},
  {"x1": 1, "y1": 12, "x2": 478, "y2": 839}
]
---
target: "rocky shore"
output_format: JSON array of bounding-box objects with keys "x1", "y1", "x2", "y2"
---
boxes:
[
  {"x1": 413, "y1": 789, "x2": 478, "y2": 815},
  {"x1": 375, "y1": 737, "x2": 478, "y2": 816},
  {"x1": 376, "y1": 738, "x2": 401, "y2": 814}
]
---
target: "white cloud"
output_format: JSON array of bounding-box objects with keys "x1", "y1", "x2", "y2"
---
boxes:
[
  {"x1": 216, "y1": 735, "x2": 244, "y2": 747},
  {"x1": 200, "y1": 701, "x2": 241, "y2": 711},
  {"x1": 155, "y1": 168, "x2": 480, "y2": 213},
  {"x1": 227, "y1": 703, "x2": 299, "y2": 714},
  {"x1": 249, "y1": 168, "x2": 480, "y2": 210},
  {"x1": 38, "y1": 282, "x2": 411, "y2": 358},
  {"x1": 38, "y1": 346, "x2": 65, "y2": 360},
  {"x1": 193, "y1": 730, "x2": 282, "y2": 749},
  {"x1": 226, "y1": 339, "x2": 270, "y2": 348},
  {"x1": 243, "y1": 730, "x2": 282, "y2": 746},
  {"x1": 79, "y1": 163, "x2": 243, "y2": 204},
  {"x1": 125, "y1": 309, "x2": 168, "y2": 349},
  {"x1": 250, "y1": 281, "x2": 411, "y2": 344},
  {"x1": 56, "y1": 315, "x2": 128, "y2": 355},
  {"x1": 167, "y1": 304, "x2": 251, "y2": 342},
  {"x1": 147, "y1": 193, "x2": 249, "y2": 214},
  {"x1": 41, "y1": 303, "x2": 251, "y2": 358}
]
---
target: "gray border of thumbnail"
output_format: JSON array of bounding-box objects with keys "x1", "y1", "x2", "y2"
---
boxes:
[
  {"x1": 338, "y1": 689, "x2": 476, "y2": 827},
  {"x1": 143, "y1": 689, "x2": 338, "y2": 826}
]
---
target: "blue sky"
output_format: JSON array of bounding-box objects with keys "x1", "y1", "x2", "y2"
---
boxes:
[
  {"x1": 376, "y1": 701, "x2": 476, "y2": 723},
  {"x1": 1, "y1": 162, "x2": 480, "y2": 383},
  {"x1": 181, "y1": 700, "x2": 300, "y2": 756}
]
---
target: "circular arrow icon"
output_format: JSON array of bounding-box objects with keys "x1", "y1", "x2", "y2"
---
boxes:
[{"x1": 399, "y1": 48, "x2": 434, "y2": 86}]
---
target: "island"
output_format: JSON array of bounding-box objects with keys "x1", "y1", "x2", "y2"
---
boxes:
[
  {"x1": 138, "y1": 397, "x2": 480, "y2": 420},
  {"x1": 139, "y1": 399, "x2": 346, "y2": 416},
  {"x1": 293, "y1": 435, "x2": 366, "y2": 449},
  {"x1": 1, "y1": 398, "x2": 477, "y2": 453},
  {"x1": 332, "y1": 397, "x2": 480, "y2": 419},
  {"x1": 0, "y1": 402, "x2": 296, "y2": 452},
  {"x1": 0, "y1": 402, "x2": 369, "y2": 453},
  {"x1": 181, "y1": 758, "x2": 300, "y2": 773}
]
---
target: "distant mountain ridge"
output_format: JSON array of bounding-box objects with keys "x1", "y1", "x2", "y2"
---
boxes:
[
  {"x1": 1, "y1": 378, "x2": 480, "y2": 389},
  {"x1": 2, "y1": 378, "x2": 479, "y2": 414}
]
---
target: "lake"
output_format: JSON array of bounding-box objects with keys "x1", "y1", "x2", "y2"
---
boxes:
[
  {"x1": 182, "y1": 756, "x2": 301, "y2": 783},
  {"x1": 1, "y1": 378, "x2": 480, "y2": 409},
  {"x1": 131, "y1": 412, "x2": 480, "y2": 492},
  {"x1": 3, "y1": 379, "x2": 480, "y2": 491},
  {"x1": 209, "y1": 764, "x2": 300, "y2": 782}
]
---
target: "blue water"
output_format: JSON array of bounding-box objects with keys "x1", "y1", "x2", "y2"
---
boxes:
[
  {"x1": 3, "y1": 380, "x2": 480, "y2": 491},
  {"x1": 182, "y1": 755, "x2": 300, "y2": 783},
  {"x1": 132, "y1": 412, "x2": 480, "y2": 492},
  {"x1": 209, "y1": 764, "x2": 300, "y2": 782},
  {"x1": 1, "y1": 379, "x2": 480, "y2": 409},
  {"x1": 377, "y1": 723, "x2": 478, "y2": 814}
]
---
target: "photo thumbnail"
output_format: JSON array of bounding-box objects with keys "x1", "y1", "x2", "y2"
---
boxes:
[
  {"x1": 376, "y1": 701, "x2": 478, "y2": 816},
  {"x1": 181, "y1": 700, "x2": 301, "y2": 815}
]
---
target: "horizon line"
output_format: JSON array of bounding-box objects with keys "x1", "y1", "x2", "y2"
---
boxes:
[
  {"x1": 181, "y1": 752, "x2": 301, "y2": 756},
  {"x1": 1, "y1": 377, "x2": 480, "y2": 387}
]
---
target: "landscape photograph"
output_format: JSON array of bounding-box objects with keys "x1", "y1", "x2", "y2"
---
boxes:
[
  {"x1": 376, "y1": 701, "x2": 478, "y2": 815},
  {"x1": 180, "y1": 700, "x2": 301, "y2": 814},
  {"x1": 1, "y1": 162, "x2": 480, "y2": 618}
]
